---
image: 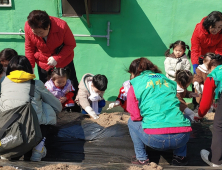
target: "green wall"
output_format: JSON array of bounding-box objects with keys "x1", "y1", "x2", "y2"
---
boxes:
[{"x1": 0, "y1": 0, "x2": 221, "y2": 101}]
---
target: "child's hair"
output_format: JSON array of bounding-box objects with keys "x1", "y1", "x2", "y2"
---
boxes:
[
  {"x1": 47, "y1": 67, "x2": 71, "y2": 81},
  {"x1": 175, "y1": 70, "x2": 193, "y2": 89},
  {"x1": 165, "y1": 40, "x2": 190, "y2": 58},
  {"x1": 208, "y1": 54, "x2": 222, "y2": 70},
  {"x1": 203, "y1": 11, "x2": 222, "y2": 34},
  {"x1": 0, "y1": 48, "x2": 18, "y2": 62},
  {"x1": 92, "y1": 74, "x2": 108, "y2": 91},
  {"x1": 0, "y1": 63, "x2": 3, "y2": 75},
  {"x1": 198, "y1": 53, "x2": 215, "y2": 64},
  {"x1": 128, "y1": 57, "x2": 161, "y2": 77}
]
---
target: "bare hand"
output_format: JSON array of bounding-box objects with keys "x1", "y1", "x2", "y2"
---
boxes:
[
  {"x1": 59, "y1": 97, "x2": 67, "y2": 103},
  {"x1": 189, "y1": 92, "x2": 199, "y2": 98}
]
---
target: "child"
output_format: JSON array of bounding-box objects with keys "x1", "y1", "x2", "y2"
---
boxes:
[
  {"x1": 0, "y1": 48, "x2": 18, "y2": 77},
  {"x1": 197, "y1": 54, "x2": 222, "y2": 167},
  {"x1": 45, "y1": 67, "x2": 75, "y2": 111},
  {"x1": 107, "y1": 80, "x2": 130, "y2": 111},
  {"x1": 164, "y1": 40, "x2": 191, "y2": 81},
  {"x1": 193, "y1": 53, "x2": 214, "y2": 103},
  {"x1": 75, "y1": 73, "x2": 108, "y2": 119},
  {"x1": 176, "y1": 70, "x2": 199, "y2": 121}
]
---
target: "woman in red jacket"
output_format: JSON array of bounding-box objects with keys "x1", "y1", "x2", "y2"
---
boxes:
[
  {"x1": 191, "y1": 11, "x2": 222, "y2": 74},
  {"x1": 25, "y1": 10, "x2": 80, "y2": 111}
]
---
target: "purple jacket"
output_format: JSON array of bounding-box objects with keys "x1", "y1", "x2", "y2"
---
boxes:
[{"x1": 45, "y1": 79, "x2": 74, "y2": 99}]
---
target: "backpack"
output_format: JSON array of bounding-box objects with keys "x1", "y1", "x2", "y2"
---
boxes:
[{"x1": 0, "y1": 80, "x2": 42, "y2": 158}]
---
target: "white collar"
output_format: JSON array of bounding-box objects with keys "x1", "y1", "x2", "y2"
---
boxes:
[
  {"x1": 177, "y1": 84, "x2": 184, "y2": 93},
  {"x1": 197, "y1": 64, "x2": 208, "y2": 73}
]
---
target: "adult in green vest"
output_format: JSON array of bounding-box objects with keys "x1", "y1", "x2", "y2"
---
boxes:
[
  {"x1": 127, "y1": 58, "x2": 192, "y2": 166},
  {"x1": 198, "y1": 54, "x2": 222, "y2": 167}
]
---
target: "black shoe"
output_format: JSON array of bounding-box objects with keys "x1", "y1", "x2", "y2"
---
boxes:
[{"x1": 171, "y1": 155, "x2": 188, "y2": 166}]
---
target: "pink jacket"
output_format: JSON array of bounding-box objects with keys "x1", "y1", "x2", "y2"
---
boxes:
[
  {"x1": 191, "y1": 17, "x2": 222, "y2": 65},
  {"x1": 25, "y1": 16, "x2": 76, "y2": 70},
  {"x1": 45, "y1": 79, "x2": 74, "y2": 99}
]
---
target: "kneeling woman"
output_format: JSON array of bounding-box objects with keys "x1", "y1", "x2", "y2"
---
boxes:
[
  {"x1": 127, "y1": 58, "x2": 192, "y2": 166},
  {"x1": 0, "y1": 55, "x2": 62, "y2": 161}
]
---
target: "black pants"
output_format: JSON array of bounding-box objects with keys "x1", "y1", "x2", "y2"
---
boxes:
[
  {"x1": 209, "y1": 94, "x2": 222, "y2": 165},
  {"x1": 38, "y1": 61, "x2": 81, "y2": 112}
]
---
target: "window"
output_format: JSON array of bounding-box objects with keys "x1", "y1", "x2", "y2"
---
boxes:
[
  {"x1": 0, "y1": 0, "x2": 12, "y2": 7},
  {"x1": 62, "y1": 0, "x2": 121, "y2": 17}
]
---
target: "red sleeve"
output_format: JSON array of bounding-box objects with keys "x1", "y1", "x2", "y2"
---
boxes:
[
  {"x1": 127, "y1": 86, "x2": 142, "y2": 121},
  {"x1": 24, "y1": 22, "x2": 36, "y2": 68},
  {"x1": 198, "y1": 77, "x2": 216, "y2": 117},
  {"x1": 65, "y1": 91, "x2": 74, "y2": 100},
  {"x1": 215, "y1": 39, "x2": 222, "y2": 55},
  {"x1": 191, "y1": 24, "x2": 201, "y2": 65},
  {"x1": 53, "y1": 22, "x2": 76, "y2": 63}
]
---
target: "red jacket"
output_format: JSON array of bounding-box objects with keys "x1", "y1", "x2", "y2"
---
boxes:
[
  {"x1": 116, "y1": 86, "x2": 127, "y2": 112},
  {"x1": 191, "y1": 17, "x2": 222, "y2": 65},
  {"x1": 198, "y1": 77, "x2": 216, "y2": 117},
  {"x1": 25, "y1": 16, "x2": 76, "y2": 71}
]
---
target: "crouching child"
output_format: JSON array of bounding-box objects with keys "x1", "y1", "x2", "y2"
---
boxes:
[{"x1": 75, "y1": 73, "x2": 108, "y2": 119}]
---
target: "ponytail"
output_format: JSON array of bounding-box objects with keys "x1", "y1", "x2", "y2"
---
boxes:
[
  {"x1": 47, "y1": 67, "x2": 71, "y2": 81},
  {"x1": 165, "y1": 41, "x2": 190, "y2": 58},
  {"x1": 185, "y1": 45, "x2": 191, "y2": 58},
  {"x1": 164, "y1": 43, "x2": 174, "y2": 57},
  {"x1": 175, "y1": 70, "x2": 193, "y2": 89}
]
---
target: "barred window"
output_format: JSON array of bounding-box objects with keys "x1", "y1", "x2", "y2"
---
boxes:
[
  {"x1": 0, "y1": 0, "x2": 12, "y2": 7},
  {"x1": 62, "y1": 0, "x2": 121, "y2": 17}
]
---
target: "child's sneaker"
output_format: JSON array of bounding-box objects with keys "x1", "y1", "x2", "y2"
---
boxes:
[
  {"x1": 131, "y1": 156, "x2": 150, "y2": 165},
  {"x1": 171, "y1": 155, "x2": 188, "y2": 166},
  {"x1": 30, "y1": 146, "x2": 47, "y2": 162}
]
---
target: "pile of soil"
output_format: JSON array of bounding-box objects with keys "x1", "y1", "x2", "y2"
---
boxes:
[
  {"x1": 128, "y1": 162, "x2": 163, "y2": 170},
  {"x1": 205, "y1": 112, "x2": 215, "y2": 120},
  {"x1": 83, "y1": 112, "x2": 130, "y2": 127},
  {"x1": 56, "y1": 111, "x2": 130, "y2": 128},
  {"x1": 36, "y1": 164, "x2": 81, "y2": 170}
]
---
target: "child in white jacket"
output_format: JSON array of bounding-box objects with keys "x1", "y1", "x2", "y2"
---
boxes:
[{"x1": 164, "y1": 40, "x2": 191, "y2": 81}]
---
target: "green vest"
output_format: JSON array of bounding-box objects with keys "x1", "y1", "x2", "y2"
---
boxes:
[
  {"x1": 130, "y1": 70, "x2": 191, "y2": 129},
  {"x1": 207, "y1": 65, "x2": 222, "y2": 101}
]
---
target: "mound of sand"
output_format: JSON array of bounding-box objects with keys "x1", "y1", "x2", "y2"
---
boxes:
[
  {"x1": 83, "y1": 112, "x2": 130, "y2": 127},
  {"x1": 36, "y1": 164, "x2": 81, "y2": 170},
  {"x1": 56, "y1": 111, "x2": 130, "y2": 128}
]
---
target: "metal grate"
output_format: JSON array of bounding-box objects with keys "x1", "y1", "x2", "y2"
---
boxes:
[
  {"x1": 0, "y1": 0, "x2": 9, "y2": 4},
  {"x1": 62, "y1": 0, "x2": 121, "y2": 16},
  {"x1": 89, "y1": 0, "x2": 121, "y2": 14}
]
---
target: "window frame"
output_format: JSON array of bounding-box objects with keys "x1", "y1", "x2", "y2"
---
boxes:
[{"x1": 0, "y1": 0, "x2": 12, "y2": 7}]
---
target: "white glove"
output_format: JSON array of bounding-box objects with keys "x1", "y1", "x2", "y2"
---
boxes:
[
  {"x1": 184, "y1": 107, "x2": 195, "y2": 121},
  {"x1": 194, "y1": 81, "x2": 200, "y2": 94},
  {"x1": 107, "y1": 100, "x2": 120, "y2": 110},
  {"x1": 168, "y1": 70, "x2": 176, "y2": 77},
  {"x1": 194, "y1": 111, "x2": 202, "y2": 121},
  {"x1": 47, "y1": 56, "x2": 57, "y2": 66},
  {"x1": 85, "y1": 106, "x2": 99, "y2": 119}
]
